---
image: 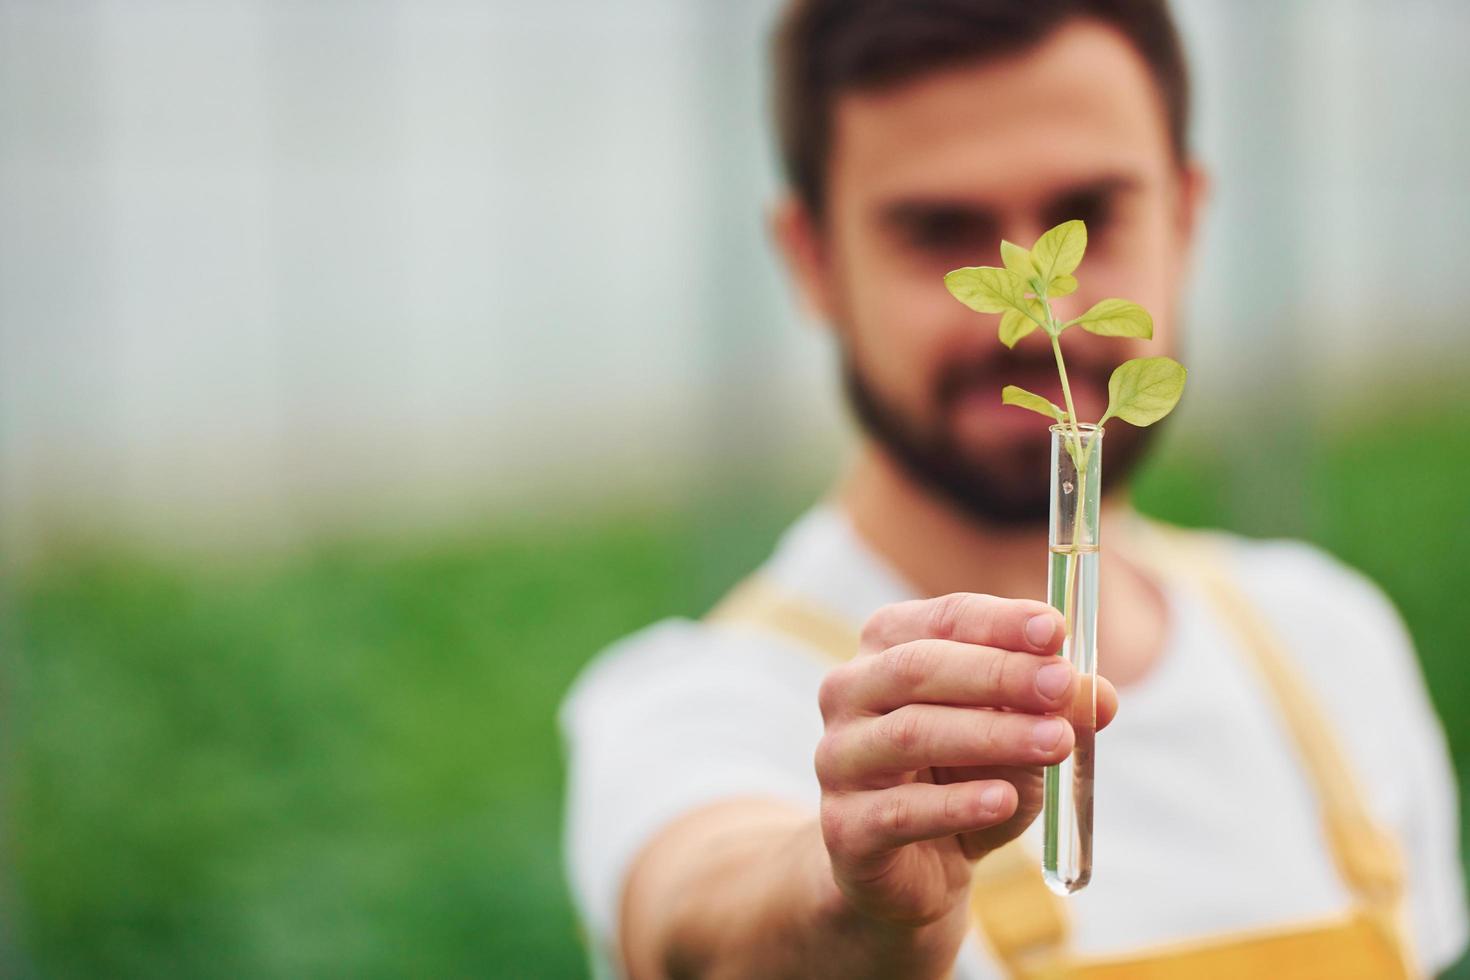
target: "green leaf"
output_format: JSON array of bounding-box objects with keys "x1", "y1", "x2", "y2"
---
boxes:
[
  {"x1": 1102, "y1": 356, "x2": 1186, "y2": 427},
  {"x1": 1002, "y1": 385, "x2": 1068, "y2": 422},
  {"x1": 943, "y1": 266, "x2": 1027, "y2": 315},
  {"x1": 998, "y1": 304, "x2": 1045, "y2": 348},
  {"x1": 1049, "y1": 274, "x2": 1078, "y2": 298},
  {"x1": 1068, "y1": 298, "x2": 1154, "y2": 339},
  {"x1": 1030, "y1": 220, "x2": 1087, "y2": 289},
  {"x1": 999, "y1": 240, "x2": 1035, "y2": 280}
]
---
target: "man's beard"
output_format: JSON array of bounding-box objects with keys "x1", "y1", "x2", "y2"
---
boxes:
[{"x1": 841, "y1": 348, "x2": 1163, "y2": 527}]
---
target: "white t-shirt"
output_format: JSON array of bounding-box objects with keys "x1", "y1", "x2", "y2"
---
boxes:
[{"x1": 560, "y1": 504, "x2": 1467, "y2": 978}]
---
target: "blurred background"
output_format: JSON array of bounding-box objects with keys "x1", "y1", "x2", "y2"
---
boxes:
[{"x1": 2, "y1": 0, "x2": 1468, "y2": 976}]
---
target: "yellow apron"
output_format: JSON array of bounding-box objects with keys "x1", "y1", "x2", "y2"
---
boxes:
[{"x1": 707, "y1": 518, "x2": 1418, "y2": 979}]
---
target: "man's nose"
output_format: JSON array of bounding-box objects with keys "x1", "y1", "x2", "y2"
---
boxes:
[{"x1": 1046, "y1": 291, "x2": 1085, "y2": 324}]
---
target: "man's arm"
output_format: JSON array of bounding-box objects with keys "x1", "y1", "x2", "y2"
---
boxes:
[
  {"x1": 621, "y1": 801, "x2": 962, "y2": 980},
  {"x1": 618, "y1": 593, "x2": 1120, "y2": 979}
]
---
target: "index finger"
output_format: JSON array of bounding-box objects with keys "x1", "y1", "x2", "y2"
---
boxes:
[{"x1": 860, "y1": 593, "x2": 1064, "y2": 657}]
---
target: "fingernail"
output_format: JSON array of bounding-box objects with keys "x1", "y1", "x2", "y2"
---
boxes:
[
  {"x1": 1035, "y1": 661, "x2": 1072, "y2": 701},
  {"x1": 1025, "y1": 614, "x2": 1057, "y2": 648},
  {"x1": 1033, "y1": 718, "x2": 1066, "y2": 751},
  {"x1": 981, "y1": 784, "x2": 1007, "y2": 813}
]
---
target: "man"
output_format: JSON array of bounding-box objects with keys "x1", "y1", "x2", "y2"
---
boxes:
[{"x1": 561, "y1": 1, "x2": 1468, "y2": 977}]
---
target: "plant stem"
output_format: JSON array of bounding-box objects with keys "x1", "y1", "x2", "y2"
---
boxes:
[
  {"x1": 1041, "y1": 299, "x2": 1082, "y2": 463},
  {"x1": 1041, "y1": 295, "x2": 1089, "y2": 638},
  {"x1": 1049, "y1": 335, "x2": 1082, "y2": 455}
]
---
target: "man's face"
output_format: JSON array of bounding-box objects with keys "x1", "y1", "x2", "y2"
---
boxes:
[{"x1": 779, "y1": 19, "x2": 1203, "y2": 524}]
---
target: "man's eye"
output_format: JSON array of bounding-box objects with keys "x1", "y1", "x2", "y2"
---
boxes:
[
  {"x1": 901, "y1": 214, "x2": 996, "y2": 253},
  {"x1": 1046, "y1": 196, "x2": 1113, "y2": 237}
]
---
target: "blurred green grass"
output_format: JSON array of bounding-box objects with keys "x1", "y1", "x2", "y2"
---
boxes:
[{"x1": 5, "y1": 404, "x2": 1469, "y2": 977}]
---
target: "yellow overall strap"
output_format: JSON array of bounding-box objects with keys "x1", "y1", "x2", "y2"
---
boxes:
[
  {"x1": 997, "y1": 520, "x2": 1417, "y2": 980},
  {"x1": 1036, "y1": 911, "x2": 1407, "y2": 980},
  {"x1": 707, "y1": 576, "x2": 863, "y2": 663},
  {"x1": 1117, "y1": 519, "x2": 1416, "y2": 978}
]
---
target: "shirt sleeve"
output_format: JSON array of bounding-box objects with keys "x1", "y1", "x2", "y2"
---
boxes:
[
  {"x1": 558, "y1": 618, "x2": 828, "y2": 974},
  {"x1": 1230, "y1": 538, "x2": 1469, "y2": 974}
]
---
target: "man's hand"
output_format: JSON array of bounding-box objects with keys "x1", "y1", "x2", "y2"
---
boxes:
[
  {"x1": 619, "y1": 593, "x2": 1120, "y2": 980},
  {"x1": 814, "y1": 593, "x2": 1119, "y2": 939}
]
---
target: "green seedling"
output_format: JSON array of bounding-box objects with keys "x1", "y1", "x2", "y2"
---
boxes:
[{"x1": 942, "y1": 219, "x2": 1186, "y2": 471}]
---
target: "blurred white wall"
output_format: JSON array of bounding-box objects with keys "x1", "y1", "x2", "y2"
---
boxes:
[
  {"x1": 2, "y1": 0, "x2": 1468, "y2": 551},
  {"x1": 1178, "y1": 0, "x2": 1470, "y2": 398}
]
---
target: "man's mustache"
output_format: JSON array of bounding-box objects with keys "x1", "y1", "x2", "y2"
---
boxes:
[{"x1": 936, "y1": 348, "x2": 1113, "y2": 410}]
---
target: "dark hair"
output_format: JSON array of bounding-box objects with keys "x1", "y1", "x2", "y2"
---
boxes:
[{"x1": 772, "y1": 0, "x2": 1191, "y2": 217}]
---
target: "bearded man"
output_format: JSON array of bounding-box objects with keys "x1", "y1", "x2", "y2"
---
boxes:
[{"x1": 560, "y1": 2, "x2": 1467, "y2": 977}]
